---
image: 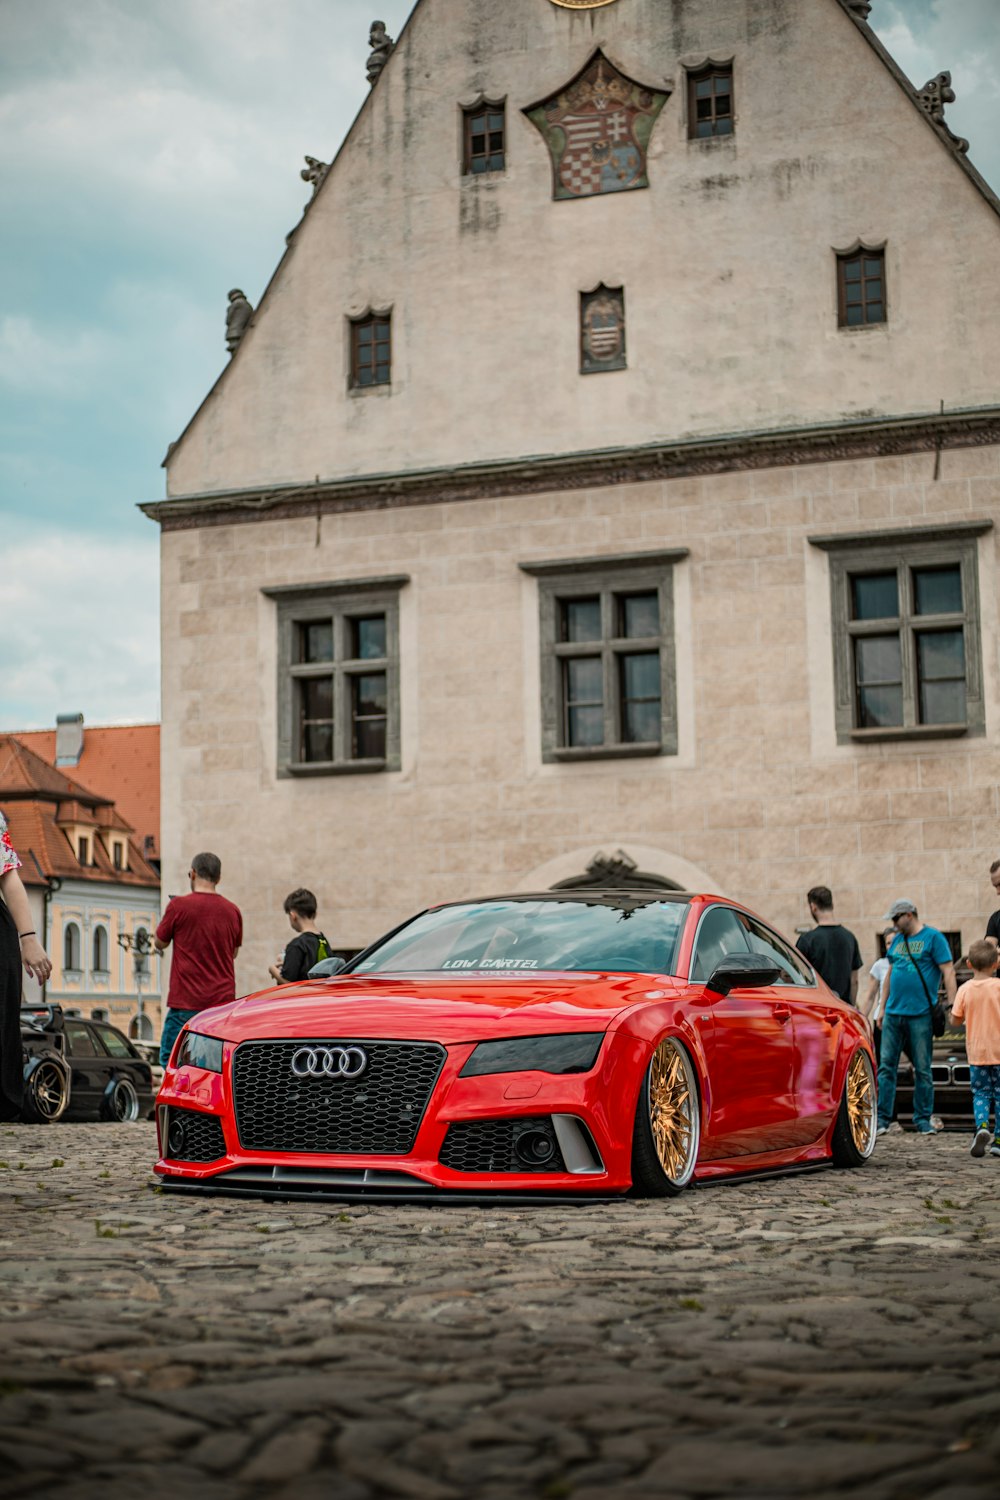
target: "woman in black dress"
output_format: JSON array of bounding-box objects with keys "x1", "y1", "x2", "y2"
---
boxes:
[{"x1": 1, "y1": 809, "x2": 52, "y2": 1120}]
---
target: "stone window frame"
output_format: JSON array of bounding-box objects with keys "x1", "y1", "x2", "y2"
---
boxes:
[
  {"x1": 264, "y1": 576, "x2": 408, "y2": 778},
  {"x1": 835, "y1": 241, "x2": 888, "y2": 329},
  {"x1": 461, "y1": 96, "x2": 507, "y2": 176},
  {"x1": 348, "y1": 309, "x2": 392, "y2": 391},
  {"x1": 579, "y1": 284, "x2": 627, "y2": 376},
  {"x1": 686, "y1": 59, "x2": 735, "y2": 140},
  {"x1": 520, "y1": 550, "x2": 688, "y2": 763},
  {"x1": 810, "y1": 522, "x2": 991, "y2": 744}
]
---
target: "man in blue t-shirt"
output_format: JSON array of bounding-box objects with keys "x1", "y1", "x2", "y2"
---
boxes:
[{"x1": 876, "y1": 899, "x2": 956, "y2": 1135}]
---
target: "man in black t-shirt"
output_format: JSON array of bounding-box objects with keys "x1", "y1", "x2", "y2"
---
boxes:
[
  {"x1": 795, "y1": 885, "x2": 863, "y2": 1005},
  {"x1": 267, "y1": 888, "x2": 330, "y2": 984},
  {"x1": 985, "y1": 859, "x2": 1000, "y2": 943}
]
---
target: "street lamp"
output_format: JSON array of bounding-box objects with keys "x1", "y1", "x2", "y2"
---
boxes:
[{"x1": 117, "y1": 927, "x2": 155, "y2": 1040}]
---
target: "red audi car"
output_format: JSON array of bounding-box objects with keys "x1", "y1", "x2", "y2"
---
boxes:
[{"x1": 154, "y1": 892, "x2": 877, "y2": 1201}]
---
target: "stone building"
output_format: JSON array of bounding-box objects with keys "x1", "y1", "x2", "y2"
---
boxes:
[
  {"x1": 142, "y1": 0, "x2": 1000, "y2": 993},
  {"x1": 0, "y1": 736, "x2": 162, "y2": 1035}
]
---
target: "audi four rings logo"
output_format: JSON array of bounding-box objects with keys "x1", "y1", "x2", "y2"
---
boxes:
[{"x1": 290, "y1": 1045, "x2": 368, "y2": 1079}]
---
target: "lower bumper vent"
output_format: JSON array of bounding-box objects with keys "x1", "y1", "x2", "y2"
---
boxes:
[
  {"x1": 439, "y1": 1116, "x2": 566, "y2": 1174},
  {"x1": 166, "y1": 1107, "x2": 226, "y2": 1162}
]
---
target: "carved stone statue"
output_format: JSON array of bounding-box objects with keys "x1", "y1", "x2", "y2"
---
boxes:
[
  {"x1": 301, "y1": 155, "x2": 330, "y2": 198},
  {"x1": 845, "y1": 2, "x2": 872, "y2": 18},
  {"x1": 367, "y1": 21, "x2": 394, "y2": 86},
  {"x1": 225, "y1": 289, "x2": 253, "y2": 355},
  {"x1": 918, "y1": 72, "x2": 970, "y2": 153}
]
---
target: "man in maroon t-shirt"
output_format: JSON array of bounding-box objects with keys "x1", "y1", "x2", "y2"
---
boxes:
[{"x1": 154, "y1": 852, "x2": 243, "y2": 1066}]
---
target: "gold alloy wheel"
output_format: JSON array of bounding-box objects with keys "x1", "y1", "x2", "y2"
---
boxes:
[
  {"x1": 648, "y1": 1039, "x2": 699, "y2": 1185},
  {"x1": 846, "y1": 1050, "x2": 877, "y2": 1157}
]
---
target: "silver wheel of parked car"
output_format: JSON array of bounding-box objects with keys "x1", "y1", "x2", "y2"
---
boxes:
[
  {"x1": 22, "y1": 1059, "x2": 70, "y2": 1124},
  {"x1": 102, "y1": 1076, "x2": 140, "y2": 1123}
]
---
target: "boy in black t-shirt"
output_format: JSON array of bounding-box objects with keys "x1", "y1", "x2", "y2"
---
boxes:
[
  {"x1": 795, "y1": 885, "x2": 863, "y2": 1005},
  {"x1": 268, "y1": 888, "x2": 331, "y2": 983}
]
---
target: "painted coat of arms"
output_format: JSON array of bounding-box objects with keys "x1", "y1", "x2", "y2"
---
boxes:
[{"x1": 525, "y1": 51, "x2": 670, "y2": 201}]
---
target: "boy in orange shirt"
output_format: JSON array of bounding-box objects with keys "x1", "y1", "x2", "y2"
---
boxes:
[{"x1": 952, "y1": 938, "x2": 1000, "y2": 1158}]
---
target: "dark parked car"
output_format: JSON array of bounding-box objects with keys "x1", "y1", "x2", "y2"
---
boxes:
[{"x1": 20, "y1": 1006, "x2": 155, "y2": 1123}]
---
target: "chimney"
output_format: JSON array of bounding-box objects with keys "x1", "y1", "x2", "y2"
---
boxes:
[{"x1": 55, "y1": 713, "x2": 84, "y2": 767}]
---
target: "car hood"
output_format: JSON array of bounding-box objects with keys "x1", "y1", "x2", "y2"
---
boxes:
[{"x1": 188, "y1": 972, "x2": 681, "y2": 1045}]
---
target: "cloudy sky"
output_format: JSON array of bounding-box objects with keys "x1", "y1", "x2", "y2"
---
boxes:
[{"x1": 1, "y1": 0, "x2": 998, "y2": 730}]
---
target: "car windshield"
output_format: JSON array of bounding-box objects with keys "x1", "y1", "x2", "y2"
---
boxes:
[{"x1": 351, "y1": 898, "x2": 688, "y2": 976}]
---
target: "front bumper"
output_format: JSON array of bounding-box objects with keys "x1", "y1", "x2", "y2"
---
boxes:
[{"x1": 153, "y1": 1031, "x2": 647, "y2": 1199}]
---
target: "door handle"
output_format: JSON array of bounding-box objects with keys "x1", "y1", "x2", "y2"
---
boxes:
[{"x1": 774, "y1": 1006, "x2": 792, "y2": 1025}]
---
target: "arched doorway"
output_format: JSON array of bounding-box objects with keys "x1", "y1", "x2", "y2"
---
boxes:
[{"x1": 514, "y1": 843, "x2": 724, "y2": 898}]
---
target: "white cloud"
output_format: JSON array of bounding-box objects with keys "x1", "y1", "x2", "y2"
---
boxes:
[{"x1": 0, "y1": 524, "x2": 160, "y2": 729}]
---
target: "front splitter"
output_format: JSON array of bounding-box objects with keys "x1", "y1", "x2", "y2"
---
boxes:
[{"x1": 154, "y1": 1175, "x2": 621, "y2": 1206}]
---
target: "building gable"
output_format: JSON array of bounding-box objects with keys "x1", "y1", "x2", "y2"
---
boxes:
[{"x1": 159, "y1": 0, "x2": 1000, "y2": 509}]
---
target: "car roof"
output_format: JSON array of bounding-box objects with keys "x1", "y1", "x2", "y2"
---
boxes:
[{"x1": 428, "y1": 890, "x2": 697, "y2": 910}]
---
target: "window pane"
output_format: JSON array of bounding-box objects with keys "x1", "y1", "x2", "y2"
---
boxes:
[
  {"x1": 917, "y1": 629, "x2": 965, "y2": 682},
  {"x1": 863, "y1": 258, "x2": 883, "y2": 276},
  {"x1": 715, "y1": 118, "x2": 734, "y2": 135},
  {"x1": 855, "y1": 634, "x2": 901, "y2": 685},
  {"x1": 920, "y1": 680, "x2": 966, "y2": 726},
  {"x1": 488, "y1": 113, "x2": 503, "y2": 131},
  {"x1": 624, "y1": 698, "x2": 661, "y2": 744},
  {"x1": 568, "y1": 706, "x2": 604, "y2": 747},
  {"x1": 842, "y1": 259, "x2": 862, "y2": 282},
  {"x1": 302, "y1": 677, "x2": 333, "y2": 718},
  {"x1": 562, "y1": 597, "x2": 602, "y2": 643},
  {"x1": 913, "y1": 565, "x2": 962, "y2": 616},
  {"x1": 299, "y1": 621, "x2": 333, "y2": 663},
  {"x1": 566, "y1": 657, "x2": 603, "y2": 703},
  {"x1": 354, "y1": 718, "x2": 387, "y2": 759},
  {"x1": 858, "y1": 685, "x2": 904, "y2": 728},
  {"x1": 303, "y1": 722, "x2": 334, "y2": 761},
  {"x1": 695, "y1": 120, "x2": 713, "y2": 138},
  {"x1": 866, "y1": 303, "x2": 885, "y2": 324},
  {"x1": 845, "y1": 283, "x2": 863, "y2": 306},
  {"x1": 715, "y1": 92, "x2": 731, "y2": 114},
  {"x1": 845, "y1": 305, "x2": 863, "y2": 326},
  {"x1": 865, "y1": 279, "x2": 883, "y2": 303},
  {"x1": 354, "y1": 673, "x2": 387, "y2": 717},
  {"x1": 696, "y1": 79, "x2": 713, "y2": 98},
  {"x1": 621, "y1": 592, "x2": 659, "y2": 638},
  {"x1": 471, "y1": 156, "x2": 487, "y2": 174},
  {"x1": 852, "y1": 572, "x2": 898, "y2": 620},
  {"x1": 622, "y1": 652, "x2": 660, "y2": 700},
  {"x1": 353, "y1": 615, "x2": 386, "y2": 659}
]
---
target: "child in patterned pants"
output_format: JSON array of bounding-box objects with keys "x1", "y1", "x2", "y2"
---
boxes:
[{"x1": 952, "y1": 939, "x2": 1000, "y2": 1158}]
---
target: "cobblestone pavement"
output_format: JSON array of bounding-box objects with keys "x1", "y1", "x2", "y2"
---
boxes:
[{"x1": 1, "y1": 1125, "x2": 999, "y2": 1500}]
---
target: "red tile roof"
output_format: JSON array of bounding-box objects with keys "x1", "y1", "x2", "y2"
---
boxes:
[
  {"x1": 14, "y1": 724, "x2": 159, "y2": 859},
  {"x1": 0, "y1": 735, "x2": 159, "y2": 889}
]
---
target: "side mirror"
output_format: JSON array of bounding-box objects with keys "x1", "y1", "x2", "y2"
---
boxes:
[
  {"x1": 706, "y1": 953, "x2": 782, "y2": 997},
  {"x1": 308, "y1": 956, "x2": 347, "y2": 979}
]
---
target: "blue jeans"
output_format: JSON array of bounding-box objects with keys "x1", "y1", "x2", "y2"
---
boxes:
[
  {"x1": 878, "y1": 1011, "x2": 934, "y2": 1130},
  {"x1": 160, "y1": 1007, "x2": 199, "y2": 1067},
  {"x1": 970, "y1": 1064, "x2": 1000, "y2": 1133}
]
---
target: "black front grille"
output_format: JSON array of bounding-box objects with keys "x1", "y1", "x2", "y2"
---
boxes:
[
  {"x1": 232, "y1": 1039, "x2": 445, "y2": 1155},
  {"x1": 439, "y1": 1117, "x2": 566, "y2": 1174},
  {"x1": 167, "y1": 1107, "x2": 226, "y2": 1162}
]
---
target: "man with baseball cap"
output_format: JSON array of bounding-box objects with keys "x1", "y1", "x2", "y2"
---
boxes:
[{"x1": 876, "y1": 900, "x2": 956, "y2": 1137}]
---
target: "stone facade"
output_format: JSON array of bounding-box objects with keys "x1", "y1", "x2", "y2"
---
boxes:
[{"x1": 144, "y1": 0, "x2": 1000, "y2": 993}]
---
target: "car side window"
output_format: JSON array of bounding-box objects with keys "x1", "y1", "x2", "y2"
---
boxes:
[
  {"x1": 64, "y1": 1021, "x2": 99, "y2": 1057},
  {"x1": 690, "y1": 907, "x2": 752, "y2": 982},
  {"x1": 742, "y1": 916, "x2": 815, "y2": 986},
  {"x1": 94, "y1": 1024, "x2": 135, "y2": 1059}
]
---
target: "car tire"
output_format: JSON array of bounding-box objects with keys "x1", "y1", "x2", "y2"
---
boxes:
[
  {"x1": 831, "y1": 1049, "x2": 877, "y2": 1168},
  {"x1": 100, "y1": 1077, "x2": 141, "y2": 1123},
  {"x1": 630, "y1": 1037, "x2": 701, "y2": 1196},
  {"x1": 21, "y1": 1058, "x2": 70, "y2": 1124}
]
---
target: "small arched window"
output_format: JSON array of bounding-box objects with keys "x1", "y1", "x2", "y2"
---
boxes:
[
  {"x1": 129, "y1": 1013, "x2": 154, "y2": 1041},
  {"x1": 92, "y1": 925, "x2": 109, "y2": 973},
  {"x1": 64, "y1": 922, "x2": 81, "y2": 972}
]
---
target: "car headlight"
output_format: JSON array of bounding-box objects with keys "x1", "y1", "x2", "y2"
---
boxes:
[
  {"x1": 460, "y1": 1033, "x2": 604, "y2": 1078},
  {"x1": 174, "y1": 1030, "x2": 224, "y2": 1074}
]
